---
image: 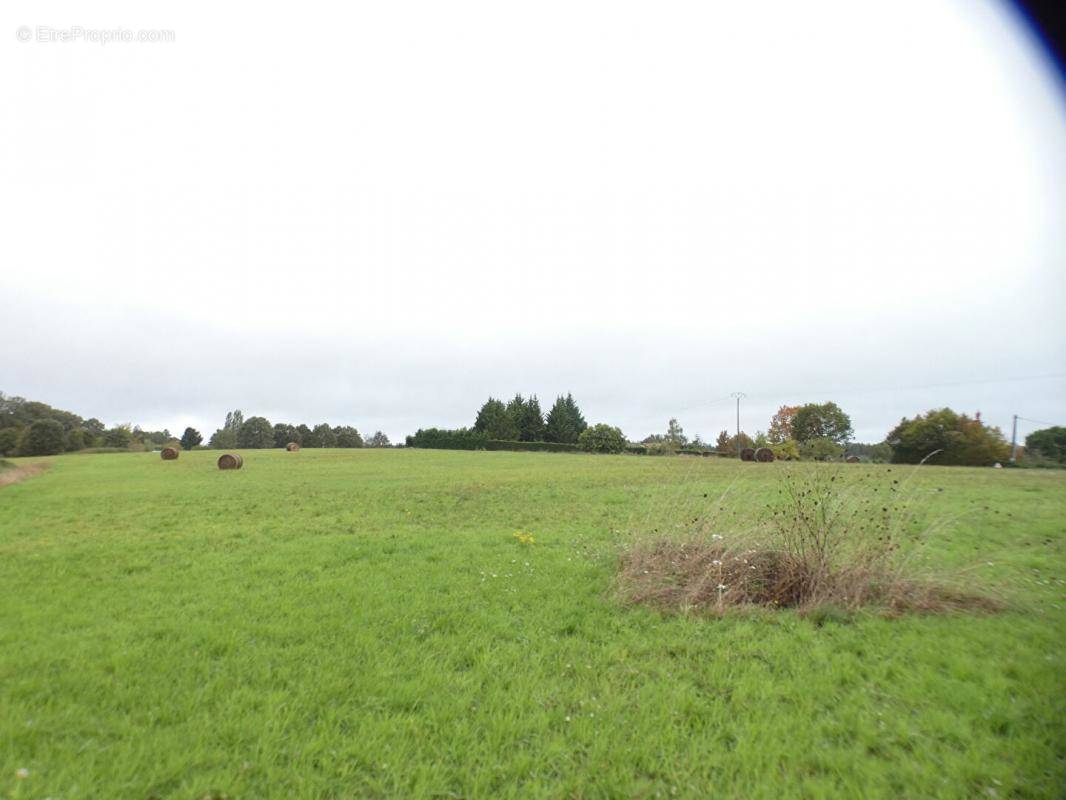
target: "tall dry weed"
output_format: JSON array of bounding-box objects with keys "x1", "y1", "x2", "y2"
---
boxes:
[{"x1": 615, "y1": 463, "x2": 996, "y2": 615}]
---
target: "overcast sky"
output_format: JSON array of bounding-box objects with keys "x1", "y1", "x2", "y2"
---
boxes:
[{"x1": 2, "y1": 0, "x2": 1063, "y2": 444}]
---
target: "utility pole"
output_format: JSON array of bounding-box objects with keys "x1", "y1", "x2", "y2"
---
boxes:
[
  {"x1": 730, "y1": 392, "x2": 746, "y2": 457},
  {"x1": 1010, "y1": 414, "x2": 1018, "y2": 462}
]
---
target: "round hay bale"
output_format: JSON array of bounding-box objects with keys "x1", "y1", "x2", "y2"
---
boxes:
[
  {"x1": 740, "y1": 447, "x2": 756, "y2": 462},
  {"x1": 845, "y1": 454, "x2": 861, "y2": 463},
  {"x1": 286, "y1": 442, "x2": 300, "y2": 452},
  {"x1": 754, "y1": 447, "x2": 775, "y2": 462},
  {"x1": 217, "y1": 453, "x2": 243, "y2": 470},
  {"x1": 160, "y1": 447, "x2": 179, "y2": 460}
]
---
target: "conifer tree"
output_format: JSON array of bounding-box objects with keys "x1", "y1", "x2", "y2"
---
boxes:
[
  {"x1": 545, "y1": 393, "x2": 587, "y2": 443},
  {"x1": 544, "y1": 396, "x2": 571, "y2": 443},
  {"x1": 510, "y1": 394, "x2": 545, "y2": 441},
  {"x1": 180, "y1": 427, "x2": 203, "y2": 451},
  {"x1": 564, "y1": 393, "x2": 587, "y2": 439},
  {"x1": 474, "y1": 397, "x2": 519, "y2": 440}
]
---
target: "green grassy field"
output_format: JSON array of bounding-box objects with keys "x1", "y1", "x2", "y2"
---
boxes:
[{"x1": 1, "y1": 449, "x2": 1063, "y2": 799}]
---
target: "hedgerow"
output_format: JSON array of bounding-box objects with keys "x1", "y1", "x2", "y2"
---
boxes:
[
  {"x1": 485, "y1": 440, "x2": 580, "y2": 453},
  {"x1": 405, "y1": 428, "x2": 488, "y2": 450}
]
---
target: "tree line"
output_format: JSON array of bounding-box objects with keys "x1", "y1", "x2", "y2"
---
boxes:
[
  {"x1": 474, "y1": 394, "x2": 587, "y2": 442},
  {"x1": 0, "y1": 394, "x2": 389, "y2": 456},
  {"x1": 407, "y1": 393, "x2": 629, "y2": 453},
  {"x1": 2, "y1": 389, "x2": 1061, "y2": 468},
  {"x1": 657, "y1": 402, "x2": 1019, "y2": 466},
  {"x1": 201, "y1": 410, "x2": 390, "y2": 451},
  {"x1": 0, "y1": 392, "x2": 177, "y2": 456},
  {"x1": 410, "y1": 399, "x2": 1032, "y2": 467}
]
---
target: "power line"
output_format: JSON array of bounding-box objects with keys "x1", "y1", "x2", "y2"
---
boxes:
[
  {"x1": 637, "y1": 373, "x2": 1063, "y2": 441},
  {"x1": 665, "y1": 375, "x2": 1057, "y2": 426},
  {"x1": 1017, "y1": 416, "x2": 1059, "y2": 427},
  {"x1": 668, "y1": 394, "x2": 737, "y2": 415},
  {"x1": 669, "y1": 373, "x2": 1065, "y2": 420},
  {"x1": 1012, "y1": 415, "x2": 1061, "y2": 461},
  {"x1": 742, "y1": 372, "x2": 1066, "y2": 404}
]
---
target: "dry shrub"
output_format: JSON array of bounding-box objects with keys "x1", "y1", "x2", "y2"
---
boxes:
[{"x1": 615, "y1": 465, "x2": 997, "y2": 616}]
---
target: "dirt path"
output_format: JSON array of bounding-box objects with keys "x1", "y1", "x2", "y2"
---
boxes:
[{"x1": 0, "y1": 461, "x2": 49, "y2": 488}]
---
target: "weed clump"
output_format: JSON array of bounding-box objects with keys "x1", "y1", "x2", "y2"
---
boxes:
[{"x1": 616, "y1": 466, "x2": 997, "y2": 616}]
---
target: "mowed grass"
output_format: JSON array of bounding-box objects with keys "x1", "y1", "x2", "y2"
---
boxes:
[{"x1": 1, "y1": 449, "x2": 1063, "y2": 799}]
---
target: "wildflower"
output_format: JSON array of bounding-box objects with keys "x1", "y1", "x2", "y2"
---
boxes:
[
  {"x1": 717, "y1": 583, "x2": 727, "y2": 591},
  {"x1": 16, "y1": 768, "x2": 29, "y2": 779}
]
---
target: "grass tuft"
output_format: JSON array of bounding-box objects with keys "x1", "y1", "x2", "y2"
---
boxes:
[{"x1": 616, "y1": 465, "x2": 999, "y2": 615}]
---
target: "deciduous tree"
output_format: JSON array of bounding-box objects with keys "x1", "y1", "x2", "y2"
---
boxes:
[
  {"x1": 577, "y1": 423, "x2": 627, "y2": 453},
  {"x1": 768, "y1": 405, "x2": 799, "y2": 444},
  {"x1": 273, "y1": 423, "x2": 298, "y2": 448},
  {"x1": 84, "y1": 418, "x2": 106, "y2": 439},
  {"x1": 64, "y1": 428, "x2": 88, "y2": 452},
  {"x1": 1025, "y1": 426, "x2": 1066, "y2": 463},
  {"x1": 334, "y1": 426, "x2": 364, "y2": 448},
  {"x1": 19, "y1": 419, "x2": 66, "y2": 456},
  {"x1": 665, "y1": 418, "x2": 687, "y2": 449},
  {"x1": 366, "y1": 431, "x2": 391, "y2": 448},
  {"x1": 312, "y1": 423, "x2": 336, "y2": 448},
  {"x1": 715, "y1": 429, "x2": 754, "y2": 456},
  {"x1": 237, "y1": 417, "x2": 274, "y2": 449},
  {"x1": 209, "y1": 427, "x2": 237, "y2": 449},
  {"x1": 0, "y1": 427, "x2": 19, "y2": 456},
  {"x1": 104, "y1": 425, "x2": 133, "y2": 449},
  {"x1": 799, "y1": 437, "x2": 843, "y2": 461},
  {"x1": 791, "y1": 402, "x2": 853, "y2": 446},
  {"x1": 887, "y1": 408, "x2": 1009, "y2": 466}
]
